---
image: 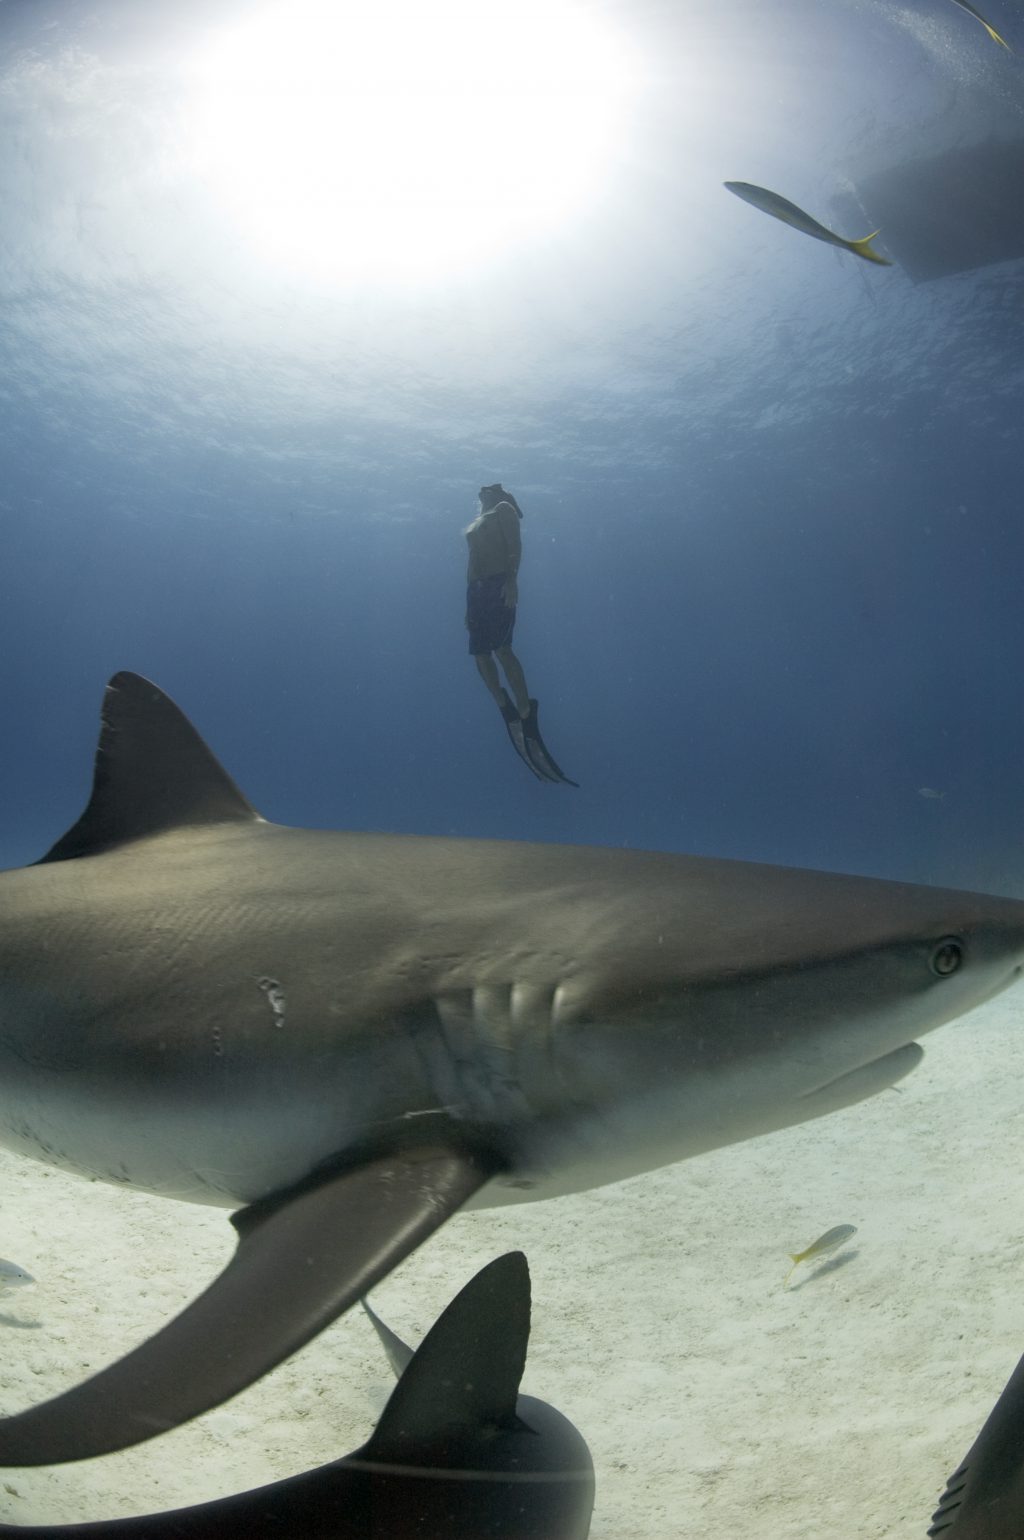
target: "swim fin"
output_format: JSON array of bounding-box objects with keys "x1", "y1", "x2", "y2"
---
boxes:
[
  {"x1": 499, "y1": 695, "x2": 578, "y2": 786},
  {"x1": 499, "y1": 694, "x2": 578, "y2": 787},
  {"x1": 499, "y1": 693, "x2": 545, "y2": 781},
  {"x1": 521, "y1": 699, "x2": 579, "y2": 787}
]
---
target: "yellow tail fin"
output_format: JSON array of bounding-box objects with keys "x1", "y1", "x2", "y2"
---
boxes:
[
  {"x1": 982, "y1": 20, "x2": 1011, "y2": 49},
  {"x1": 848, "y1": 230, "x2": 892, "y2": 267}
]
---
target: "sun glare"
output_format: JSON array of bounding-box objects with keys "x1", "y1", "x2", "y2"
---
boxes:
[{"x1": 184, "y1": 0, "x2": 637, "y2": 285}]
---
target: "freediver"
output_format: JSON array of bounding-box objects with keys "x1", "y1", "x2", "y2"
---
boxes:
[{"x1": 465, "y1": 483, "x2": 577, "y2": 786}]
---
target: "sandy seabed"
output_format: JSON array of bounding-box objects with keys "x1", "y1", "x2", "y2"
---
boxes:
[{"x1": 1, "y1": 991, "x2": 1023, "y2": 1539}]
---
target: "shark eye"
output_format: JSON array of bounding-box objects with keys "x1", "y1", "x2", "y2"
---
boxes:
[{"x1": 930, "y1": 938, "x2": 963, "y2": 977}]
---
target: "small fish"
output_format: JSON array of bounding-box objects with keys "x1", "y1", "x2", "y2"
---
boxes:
[
  {"x1": 0, "y1": 1259, "x2": 34, "y2": 1290},
  {"x1": 918, "y1": 786, "x2": 945, "y2": 800},
  {"x1": 724, "y1": 181, "x2": 892, "y2": 266},
  {"x1": 784, "y1": 1224, "x2": 857, "y2": 1287},
  {"x1": 948, "y1": 0, "x2": 1011, "y2": 50}
]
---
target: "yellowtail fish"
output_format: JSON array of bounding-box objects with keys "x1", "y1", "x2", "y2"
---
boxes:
[
  {"x1": 948, "y1": 0, "x2": 1011, "y2": 50},
  {"x1": 724, "y1": 182, "x2": 892, "y2": 266},
  {"x1": 784, "y1": 1224, "x2": 857, "y2": 1287}
]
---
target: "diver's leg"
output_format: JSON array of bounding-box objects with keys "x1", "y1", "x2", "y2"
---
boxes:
[
  {"x1": 494, "y1": 646, "x2": 530, "y2": 717},
  {"x1": 474, "y1": 653, "x2": 507, "y2": 708},
  {"x1": 479, "y1": 651, "x2": 543, "y2": 780}
]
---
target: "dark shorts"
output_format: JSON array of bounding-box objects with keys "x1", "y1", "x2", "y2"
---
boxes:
[{"x1": 466, "y1": 575, "x2": 516, "y2": 655}]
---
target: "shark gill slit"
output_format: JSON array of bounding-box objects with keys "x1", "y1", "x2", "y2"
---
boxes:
[{"x1": 411, "y1": 983, "x2": 560, "y2": 1128}]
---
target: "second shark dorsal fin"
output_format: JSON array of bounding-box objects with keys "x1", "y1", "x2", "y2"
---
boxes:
[
  {"x1": 367, "y1": 1252, "x2": 531, "y2": 1452},
  {"x1": 38, "y1": 671, "x2": 261, "y2": 863}
]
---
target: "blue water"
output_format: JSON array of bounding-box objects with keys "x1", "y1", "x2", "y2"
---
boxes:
[
  {"x1": 1, "y1": 0, "x2": 1022, "y2": 901},
  {"x1": 3, "y1": 4, "x2": 1024, "y2": 1536}
]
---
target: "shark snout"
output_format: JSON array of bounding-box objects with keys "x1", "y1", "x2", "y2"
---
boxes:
[{"x1": 960, "y1": 905, "x2": 1024, "y2": 990}]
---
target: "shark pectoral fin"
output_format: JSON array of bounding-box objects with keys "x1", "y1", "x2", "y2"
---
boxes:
[
  {"x1": 0, "y1": 1142, "x2": 500, "y2": 1466},
  {"x1": 800, "y1": 1042, "x2": 924, "y2": 1115},
  {"x1": 361, "y1": 1294, "x2": 416, "y2": 1379}
]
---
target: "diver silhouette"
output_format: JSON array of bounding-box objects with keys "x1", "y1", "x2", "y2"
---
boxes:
[{"x1": 464, "y1": 483, "x2": 577, "y2": 786}]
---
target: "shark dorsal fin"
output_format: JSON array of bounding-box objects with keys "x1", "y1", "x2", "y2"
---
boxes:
[
  {"x1": 37, "y1": 671, "x2": 261, "y2": 863},
  {"x1": 368, "y1": 1251, "x2": 530, "y2": 1451}
]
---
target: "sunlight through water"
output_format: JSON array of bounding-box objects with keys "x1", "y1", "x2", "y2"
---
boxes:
[{"x1": 184, "y1": 0, "x2": 638, "y2": 287}]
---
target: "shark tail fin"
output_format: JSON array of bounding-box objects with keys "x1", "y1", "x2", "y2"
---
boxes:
[{"x1": 847, "y1": 230, "x2": 892, "y2": 266}]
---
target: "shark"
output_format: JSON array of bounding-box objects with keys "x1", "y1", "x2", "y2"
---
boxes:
[
  {"x1": 0, "y1": 1252, "x2": 594, "y2": 1539},
  {"x1": 0, "y1": 670, "x2": 1022, "y2": 1465},
  {"x1": 930, "y1": 1334, "x2": 1024, "y2": 1537}
]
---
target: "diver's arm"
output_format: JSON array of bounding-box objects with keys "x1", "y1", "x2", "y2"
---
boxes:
[{"x1": 497, "y1": 503, "x2": 521, "y2": 606}]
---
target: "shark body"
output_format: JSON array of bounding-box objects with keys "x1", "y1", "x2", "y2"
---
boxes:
[{"x1": 0, "y1": 671, "x2": 1022, "y2": 1464}]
